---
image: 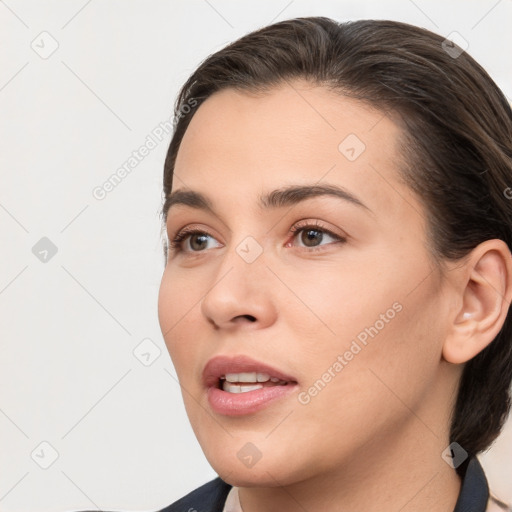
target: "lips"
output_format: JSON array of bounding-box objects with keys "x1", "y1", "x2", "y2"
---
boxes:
[
  {"x1": 202, "y1": 354, "x2": 298, "y2": 389},
  {"x1": 203, "y1": 355, "x2": 299, "y2": 416}
]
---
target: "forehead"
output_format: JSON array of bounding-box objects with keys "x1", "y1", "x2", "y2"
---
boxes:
[{"x1": 173, "y1": 81, "x2": 420, "y2": 220}]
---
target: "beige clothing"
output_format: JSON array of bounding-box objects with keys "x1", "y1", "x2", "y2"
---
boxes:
[{"x1": 222, "y1": 486, "x2": 241, "y2": 512}]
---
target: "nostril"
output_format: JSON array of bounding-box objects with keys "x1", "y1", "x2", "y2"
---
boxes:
[{"x1": 242, "y1": 314, "x2": 257, "y2": 322}]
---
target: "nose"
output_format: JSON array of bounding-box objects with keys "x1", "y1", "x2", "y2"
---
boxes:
[{"x1": 200, "y1": 242, "x2": 278, "y2": 331}]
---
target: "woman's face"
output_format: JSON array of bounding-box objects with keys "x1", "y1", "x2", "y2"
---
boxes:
[{"x1": 158, "y1": 82, "x2": 457, "y2": 486}]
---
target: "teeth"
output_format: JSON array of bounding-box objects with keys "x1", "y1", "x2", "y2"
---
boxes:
[
  {"x1": 222, "y1": 381, "x2": 264, "y2": 393},
  {"x1": 224, "y1": 372, "x2": 272, "y2": 383},
  {"x1": 219, "y1": 372, "x2": 291, "y2": 393}
]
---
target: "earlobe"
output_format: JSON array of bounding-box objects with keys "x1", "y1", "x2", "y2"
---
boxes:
[{"x1": 442, "y1": 239, "x2": 512, "y2": 365}]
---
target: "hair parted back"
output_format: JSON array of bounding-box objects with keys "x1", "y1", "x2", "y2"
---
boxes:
[{"x1": 162, "y1": 16, "x2": 512, "y2": 473}]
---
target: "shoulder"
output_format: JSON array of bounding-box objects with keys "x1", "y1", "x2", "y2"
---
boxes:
[
  {"x1": 487, "y1": 493, "x2": 512, "y2": 512},
  {"x1": 158, "y1": 476, "x2": 233, "y2": 512}
]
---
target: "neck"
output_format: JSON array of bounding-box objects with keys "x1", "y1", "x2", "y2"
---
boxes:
[{"x1": 238, "y1": 420, "x2": 462, "y2": 512}]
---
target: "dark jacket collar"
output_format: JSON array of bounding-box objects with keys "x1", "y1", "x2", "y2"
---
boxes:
[
  {"x1": 162, "y1": 455, "x2": 489, "y2": 512},
  {"x1": 160, "y1": 476, "x2": 231, "y2": 512},
  {"x1": 453, "y1": 456, "x2": 489, "y2": 512}
]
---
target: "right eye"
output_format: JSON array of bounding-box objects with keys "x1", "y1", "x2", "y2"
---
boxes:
[{"x1": 169, "y1": 228, "x2": 222, "y2": 253}]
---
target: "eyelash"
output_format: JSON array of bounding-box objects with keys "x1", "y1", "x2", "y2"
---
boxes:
[{"x1": 168, "y1": 220, "x2": 346, "y2": 255}]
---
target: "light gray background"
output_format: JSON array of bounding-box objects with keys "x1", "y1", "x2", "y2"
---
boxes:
[{"x1": 1, "y1": 1, "x2": 511, "y2": 510}]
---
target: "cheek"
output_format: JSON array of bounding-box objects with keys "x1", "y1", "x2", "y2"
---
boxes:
[
  {"x1": 158, "y1": 266, "x2": 208, "y2": 328},
  {"x1": 273, "y1": 255, "x2": 398, "y2": 358},
  {"x1": 288, "y1": 299, "x2": 442, "y2": 474},
  {"x1": 288, "y1": 243, "x2": 433, "y2": 349},
  {"x1": 286, "y1": 249, "x2": 444, "y2": 411},
  {"x1": 157, "y1": 270, "x2": 203, "y2": 369}
]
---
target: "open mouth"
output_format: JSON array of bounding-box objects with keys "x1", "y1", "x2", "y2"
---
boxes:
[
  {"x1": 203, "y1": 355, "x2": 299, "y2": 414},
  {"x1": 218, "y1": 372, "x2": 294, "y2": 393}
]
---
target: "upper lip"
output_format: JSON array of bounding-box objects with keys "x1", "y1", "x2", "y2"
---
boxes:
[{"x1": 202, "y1": 354, "x2": 298, "y2": 388}]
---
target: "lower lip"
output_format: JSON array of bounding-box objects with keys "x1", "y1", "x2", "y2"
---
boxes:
[{"x1": 207, "y1": 383, "x2": 298, "y2": 416}]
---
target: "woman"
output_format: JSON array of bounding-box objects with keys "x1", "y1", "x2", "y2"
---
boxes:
[{"x1": 157, "y1": 16, "x2": 512, "y2": 512}]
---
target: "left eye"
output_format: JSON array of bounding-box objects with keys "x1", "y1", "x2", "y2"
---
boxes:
[{"x1": 290, "y1": 225, "x2": 345, "y2": 249}]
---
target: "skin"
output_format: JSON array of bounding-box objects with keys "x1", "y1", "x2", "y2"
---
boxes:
[{"x1": 157, "y1": 81, "x2": 512, "y2": 512}]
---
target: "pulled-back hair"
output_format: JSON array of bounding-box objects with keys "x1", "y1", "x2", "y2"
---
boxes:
[{"x1": 162, "y1": 17, "x2": 512, "y2": 474}]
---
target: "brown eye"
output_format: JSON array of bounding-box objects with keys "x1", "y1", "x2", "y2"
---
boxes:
[
  {"x1": 290, "y1": 222, "x2": 345, "y2": 250},
  {"x1": 189, "y1": 233, "x2": 210, "y2": 251},
  {"x1": 300, "y1": 228, "x2": 325, "y2": 247},
  {"x1": 169, "y1": 229, "x2": 221, "y2": 253}
]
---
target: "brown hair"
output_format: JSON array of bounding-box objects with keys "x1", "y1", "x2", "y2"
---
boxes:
[{"x1": 161, "y1": 17, "x2": 512, "y2": 474}]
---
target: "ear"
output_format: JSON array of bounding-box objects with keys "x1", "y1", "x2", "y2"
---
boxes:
[{"x1": 443, "y1": 239, "x2": 512, "y2": 364}]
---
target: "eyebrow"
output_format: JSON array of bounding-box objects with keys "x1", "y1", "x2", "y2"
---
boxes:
[{"x1": 164, "y1": 183, "x2": 372, "y2": 220}]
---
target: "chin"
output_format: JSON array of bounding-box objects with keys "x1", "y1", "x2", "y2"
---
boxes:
[
  {"x1": 202, "y1": 444, "x2": 307, "y2": 488},
  {"x1": 215, "y1": 463, "x2": 294, "y2": 488},
  {"x1": 222, "y1": 472, "x2": 274, "y2": 487}
]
